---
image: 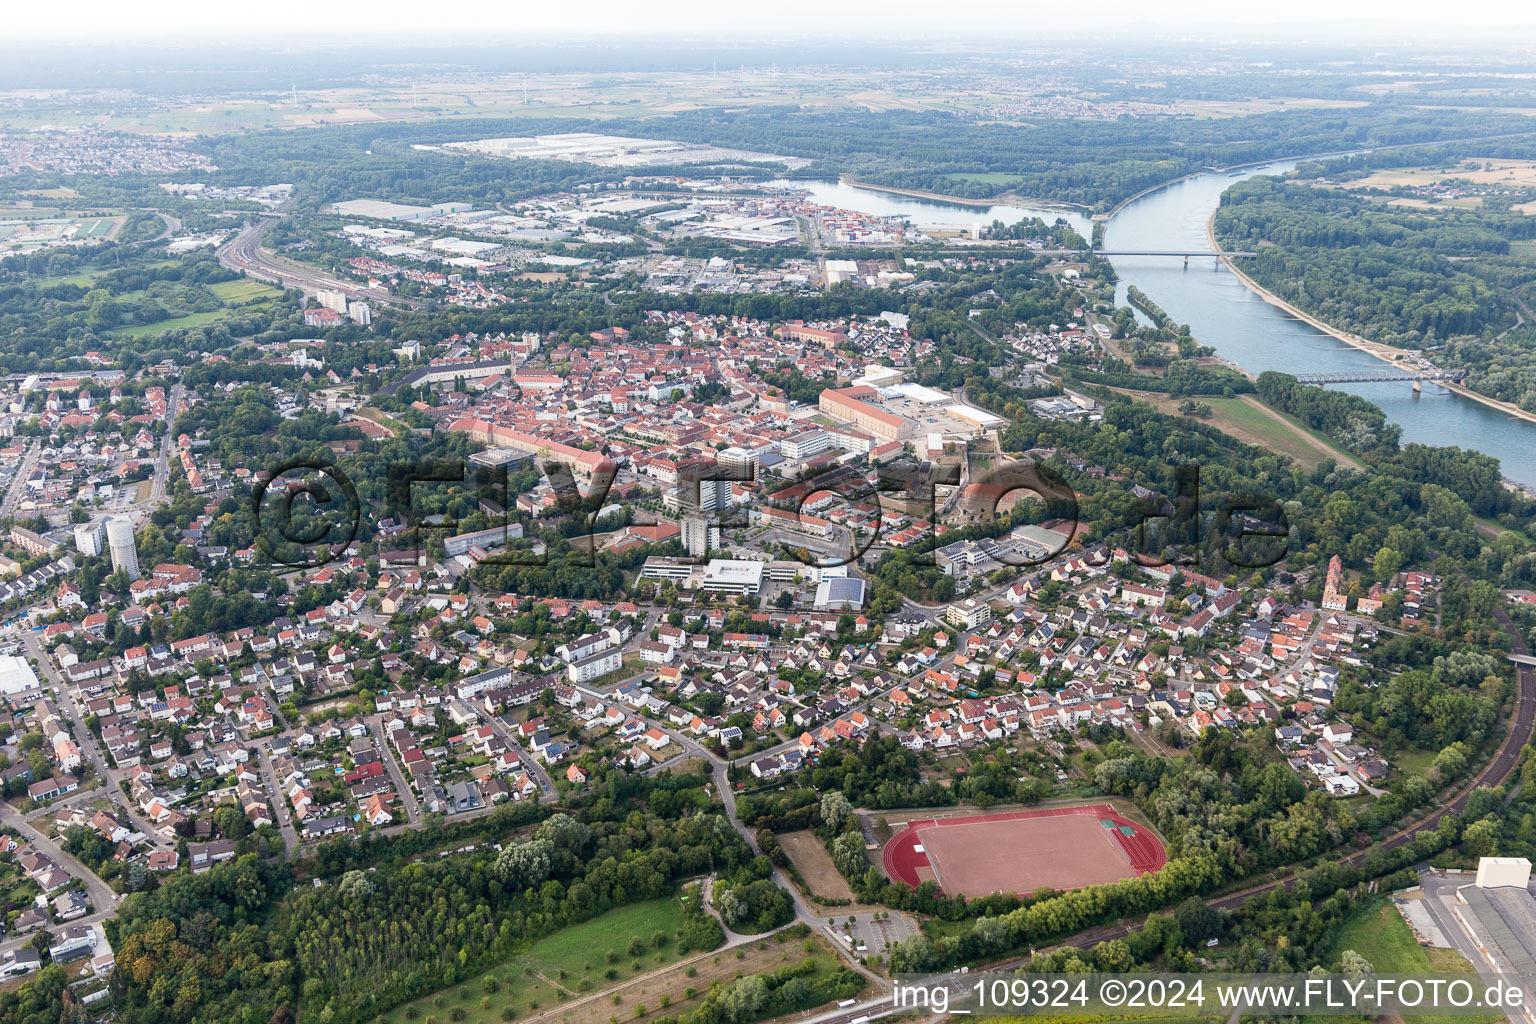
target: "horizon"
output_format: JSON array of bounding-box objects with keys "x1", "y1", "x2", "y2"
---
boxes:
[{"x1": 9, "y1": 1, "x2": 1536, "y2": 47}]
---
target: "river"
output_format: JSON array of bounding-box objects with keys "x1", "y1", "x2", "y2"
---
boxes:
[
  {"x1": 793, "y1": 169, "x2": 1536, "y2": 486},
  {"x1": 791, "y1": 179, "x2": 1091, "y2": 235}
]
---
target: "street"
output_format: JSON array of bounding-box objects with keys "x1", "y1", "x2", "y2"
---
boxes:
[
  {"x1": 24, "y1": 633, "x2": 169, "y2": 847},
  {"x1": 0, "y1": 439, "x2": 41, "y2": 519},
  {"x1": 366, "y1": 714, "x2": 425, "y2": 822}
]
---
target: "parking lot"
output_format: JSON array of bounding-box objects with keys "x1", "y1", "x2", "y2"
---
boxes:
[
  {"x1": 828, "y1": 911, "x2": 920, "y2": 958},
  {"x1": 879, "y1": 393, "x2": 984, "y2": 438}
]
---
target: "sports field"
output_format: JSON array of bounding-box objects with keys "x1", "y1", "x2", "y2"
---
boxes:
[{"x1": 882, "y1": 805, "x2": 1166, "y2": 897}]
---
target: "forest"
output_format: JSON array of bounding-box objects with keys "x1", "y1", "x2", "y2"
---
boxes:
[
  {"x1": 1216, "y1": 174, "x2": 1536, "y2": 407},
  {"x1": 625, "y1": 106, "x2": 1534, "y2": 210},
  {"x1": 51, "y1": 773, "x2": 761, "y2": 1024},
  {"x1": 0, "y1": 249, "x2": 293, "y2": 372},
  {"x1": 29, "y1": 104, "x2": 1515, "y2": 221}
]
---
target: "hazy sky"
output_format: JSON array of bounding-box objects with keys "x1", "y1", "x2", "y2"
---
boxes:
[{"x1": 12, "y1": 0, "x2": 1536, "y2": 44}]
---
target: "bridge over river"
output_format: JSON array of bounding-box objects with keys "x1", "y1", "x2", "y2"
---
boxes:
[{"x1": 1293, "y1": 369, "x2": 1466, "y2": 385}]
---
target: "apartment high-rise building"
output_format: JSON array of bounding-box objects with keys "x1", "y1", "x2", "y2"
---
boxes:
[
  {"x1": 106, "y1": 516, "x2": 140, "y2": 581},
  {"x1": 676, "y1": 457, "x2": 739, "y2": 557},
  {"x1": 73, "y1": 521, "x2": 106, "y2": 558},
  {"x1": 717, "y1": 446, "x2": 758, "y2": 481},
  {"x1": 680, "y1": 514, "x2": 720, "y2": 559},
  {"x1": 676, "y1": 457, "x2": 731, "y2": 516},
  {"x1": 316, "y1": 288, "x2": 350, "y2": 314}
]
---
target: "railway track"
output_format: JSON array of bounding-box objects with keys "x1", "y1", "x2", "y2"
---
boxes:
[
  {"x1": 216, "y1": 200, "x2": 419, "y2": 310},
  {"x1": 836, "y1": 603, "x2": 1536, "y2": 1011},
  {"x1": 1205, "y1": 605, "x2": 1533, "y2": 910}
]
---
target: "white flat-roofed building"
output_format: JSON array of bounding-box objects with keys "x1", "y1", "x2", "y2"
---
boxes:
[
  {"x1": 700, "y1": 559, "x2": 763, "y2": 595},
  {"x1": 945, "y1": 598, "x2": 992, "y2": 631},
  {"x1": 329, "y1": 199, "x2": 437, "y2": 222},
  {"x1": 717, "y1": 446, "x2": 757, "y2": 478},
  {"x1": 316, "y1": 289, "x2": 349, "y2": 314},
  {"x1": 897, "y1": 383, "x2": 952, "y2": 405},
  {"x1": 641, "y1": 556, "x2": 765, "y2": 594},
  {"x1": 641, "y1": 556, "x2": 694, "y2": 581},
  {"x1": 567, "y1": 648, "x2": 622, "y2": 683},
  {"x1": 855, "y1": 365, "x2": 904, "y2": 388},
  {"x1": 430, "y1": 237, "x2": 503, "y2": 257},
  {"x1": 765, "y1": 561, "x2": 846, "y2": 583},
  {"x1": 73, "y1": 521, "x2": 105, "y2": 557},
  {"x1": 0, "y1": 655, "x2": 40, "y2": 696},
  {"x1": 781, "y1": 429, "x2": 831, "y2": 460},
  {"x1": 947, "y1": 405, "x2": 1006, "y2": 430},
  {"x1": 444, "y1": 524, "x2": 525, "y2": 557},
  {"x1": 642, "y1": 561, "x2": 768, "y2": 592},
  {"x1": 1476, "y1": 856, "x2": 1532, "y2": 889}
]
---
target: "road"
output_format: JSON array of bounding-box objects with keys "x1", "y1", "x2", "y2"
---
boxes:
[
  {"x1": 1202, "y1": 602, "x2": 1535, "y2": 913},
  {"x1": 799, "y1": 214, "x2": 825, "y2": 257},
  {"x1": 484, "y1": 713, "x2": 557, "y2": 802},
  {"x1": 561, "y1": 674, "x2": 886, "y2": 982},
  {"x1": 1417, "y1": 872, "x2": 1496, "y2": 972},
  {"x1": 24, "y1": 634, "x2": 169, "y2": 847},
  {"x1": 0, "y1": 439, "x2": 40, "y2": 518},
  {"x1": 151, "y1": 212, "x2": 182, "y2": 242},
  {"x1": 774, "y1": 598, "x2": 1536, "y2": 1024},
  {"x1": 366, "y1": 714, "x2": 425, "y2": 822},
  {"x1": 255, "y1": 742, "x2": 301, "y2": 850},
  {"x1": 1236, "y1": 395, "x2": 1365, "y2": 472},
  {"x1": 0, "y1": 800, "x2": 118, "y2": 963},
  {"x1": 0, "y1": 801, "x2": 116, "y2": 912},
  {"x1": 217, "y1": 202, "x2": 416, "y2": 308},
  {"x1": 147, "y1": 383, "x2": 184, "y2": 503}
]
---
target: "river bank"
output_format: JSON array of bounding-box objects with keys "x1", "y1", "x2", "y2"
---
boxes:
[
  {"x1": 1203, "y1": 211, "x2": 1536, "y2": 429},
  {"x1": 836, "y1": 176, "x2": 1088, "y2": 213},
  {"x1": 1096, "y1": 170, "x2": 1206, "y2": 221},
  {"x1": 809, "y1": 154, "x2": 1536, "y2": 483}
]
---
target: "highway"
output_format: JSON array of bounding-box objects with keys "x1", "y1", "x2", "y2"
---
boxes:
[
  {"x1": 151, "y1": 211, "x2": 181, "y2": 242},
  {"x1": 217, "y1": 202, "x2": 416, "y2": 309}
]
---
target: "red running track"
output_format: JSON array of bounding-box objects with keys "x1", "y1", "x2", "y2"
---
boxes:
[{"x1": 880, "y1": 804, "x2": 1167, "y2": 897}]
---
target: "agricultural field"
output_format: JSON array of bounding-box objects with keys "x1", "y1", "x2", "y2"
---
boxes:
[
  {"x1": 74, "y1": 217, "x2": 116, "y2": 238},
  {"x1": 0, "y1": 72, "x2": 992, "y2": 135},
  {"x1": 1177, "y1": 97, "x2": 1370, "y2": 117},
  {"x1": 1341, "y1": 159, "x2": 1536, "y2": 191},
  {"x1": 0, "y1": 211, "x2": 123, "y2": 256}
]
